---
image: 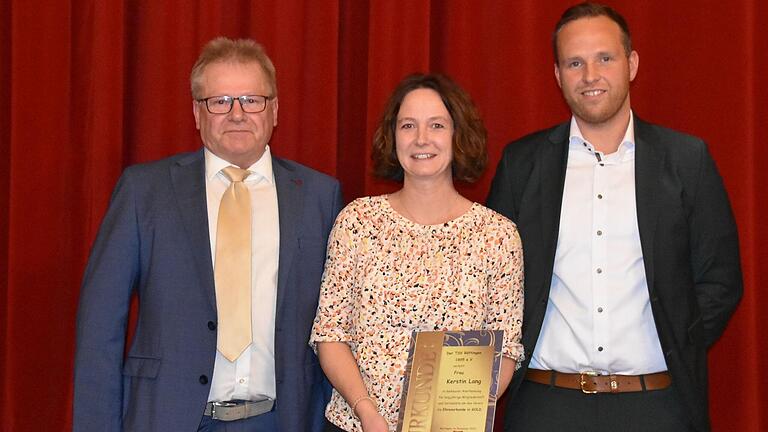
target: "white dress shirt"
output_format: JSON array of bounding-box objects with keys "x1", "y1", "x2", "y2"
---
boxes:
[
  {"x1": 530, "y1": 113, "x2": 668, "y2": 375},
  {"x1": 205, "y1": 147, "x2": 280, "y2": 401}
]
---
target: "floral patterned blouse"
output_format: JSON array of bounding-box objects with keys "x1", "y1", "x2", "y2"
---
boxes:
[{"x1": 310, "y1": 195, "x2": 524, "y2": 431}]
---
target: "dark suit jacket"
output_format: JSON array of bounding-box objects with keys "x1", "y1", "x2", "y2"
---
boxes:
[
  {"x1": 73, "y1": 150, "x2": 343, "y2": 431},
  {"x1": 487, "y1": 117, "x2": 742, "y2": 432}
]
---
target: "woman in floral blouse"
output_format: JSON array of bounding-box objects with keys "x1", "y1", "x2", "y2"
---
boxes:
[{"x1": 310, "y1": 74, "x2": 524, "y2": 432}]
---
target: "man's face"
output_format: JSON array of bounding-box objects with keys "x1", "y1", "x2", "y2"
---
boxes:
[
  {"x1": 554, "y1": 16, "x2": 638, "y2": 127},
  {"x1": 193, "y1": 61, "x2": 278, "y2": 168}
]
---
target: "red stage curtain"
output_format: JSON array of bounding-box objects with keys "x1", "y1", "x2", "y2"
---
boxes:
[{"x1": 1, "y1": 1, "x2": 765, "y2": 430}]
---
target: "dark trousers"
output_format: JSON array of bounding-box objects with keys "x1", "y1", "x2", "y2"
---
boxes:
[
  {"x1": 197, "y1": 410, "x2": 278, "y2": 432},
  {"x1": 324, "y1": 419, "x2": 347, "y2": 432},
  {"x1": 504, "y1": 379, "x2": 694, "y2": 432}
]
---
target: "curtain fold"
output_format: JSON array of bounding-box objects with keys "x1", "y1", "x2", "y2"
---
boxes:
[{"x1": 1, "y1": 1, "x2": 765, "y2": 430}]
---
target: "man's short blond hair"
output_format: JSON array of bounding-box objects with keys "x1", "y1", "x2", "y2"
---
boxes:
[{"x1": 190, "y1": 37, "x2": 277, "y2": 99}]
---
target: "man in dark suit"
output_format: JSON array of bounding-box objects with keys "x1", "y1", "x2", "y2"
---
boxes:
[
  {"x1": 487, "y1": 3, "x2": 742, "y2": 431},
  {"x1": 73, "y1": 37, "x2": 342, "y2": 431}
]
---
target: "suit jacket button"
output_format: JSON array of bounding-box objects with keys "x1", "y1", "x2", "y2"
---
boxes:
[
  {"x1": 199, "y1": 375, "x2": 209, "y2": 385},
  {"x1": 208, "y1": 321, "x2": 217, "y2": 330}
]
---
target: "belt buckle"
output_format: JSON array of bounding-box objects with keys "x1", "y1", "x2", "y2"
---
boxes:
[
  {"x1": 580, "y1": 371, "x2": 599, "y2": 394},
  {"x1": 210, "y1": 401, "x2": 238, "y2": 420}
]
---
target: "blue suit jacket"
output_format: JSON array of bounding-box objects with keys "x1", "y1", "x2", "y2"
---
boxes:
[
  {"x1": 487, "y1": 117, "x2": 742, "y2": 432},
  {"x1": 73, "y1": 150, "x2": 343, "y2": 431}
]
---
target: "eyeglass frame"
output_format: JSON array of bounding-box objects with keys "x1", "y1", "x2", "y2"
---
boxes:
[{"x1": 196, "y1": 94, "x2": 275, "y2": 114}]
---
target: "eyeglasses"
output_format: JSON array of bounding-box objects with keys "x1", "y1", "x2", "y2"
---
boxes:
[{"x1": 196, "y1": 95, "x2": 273, "y2": 114}]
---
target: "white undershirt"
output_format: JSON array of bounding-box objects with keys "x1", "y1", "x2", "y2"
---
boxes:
[
  {"x1": 530, "y1": 113, "x2": 667, "y2": 375},
  {"x1": 205, "y1": 146, "x2": 280, "y2": 401}
]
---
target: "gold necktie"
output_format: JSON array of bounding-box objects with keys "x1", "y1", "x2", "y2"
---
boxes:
[{"x1": 215, "y1": 166, "x2": 252, "y2": 361}]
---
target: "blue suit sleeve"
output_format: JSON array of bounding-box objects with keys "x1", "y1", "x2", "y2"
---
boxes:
[{"x1": 73, "y1": 170, "x2": 141, "y2": 431}]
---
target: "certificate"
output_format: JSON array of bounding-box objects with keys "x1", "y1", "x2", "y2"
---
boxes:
[{"x1": 396, "y1": 330, "x2": 503, "y2": 432}]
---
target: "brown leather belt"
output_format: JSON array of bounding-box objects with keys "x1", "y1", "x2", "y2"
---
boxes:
[{"x1": 526, "y1": 369, "x2": 671, "y2": 394}]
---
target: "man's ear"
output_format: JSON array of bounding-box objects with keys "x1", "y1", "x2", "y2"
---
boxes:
[
  {"x1": 628, "y1": 50, "x2": 639, "y2": 82},
  {"x1": 193, "y1": 100, "x2": 201, "y2": 130},
  {"x1": 271, "y1": 97, "x2": 279, "y2": 127}
]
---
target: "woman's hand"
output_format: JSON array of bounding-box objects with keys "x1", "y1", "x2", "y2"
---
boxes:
[{"x1": 357, "y1": 398, "x2": 389, "y2": 432}]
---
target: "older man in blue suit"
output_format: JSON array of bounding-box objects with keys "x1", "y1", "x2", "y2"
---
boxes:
[{"x1": 73, "y1": 37, "x2": 343, "y2": 431}]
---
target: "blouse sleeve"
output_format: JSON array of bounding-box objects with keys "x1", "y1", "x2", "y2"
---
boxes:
[
  {"x1": 485, "y1": 218, "x2": 525, "y2": 363},
  {"x1": 309, "y1": 202, "x2": 361, "y2": 351}
]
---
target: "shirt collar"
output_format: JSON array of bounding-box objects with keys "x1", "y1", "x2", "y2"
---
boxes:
[
  {"x1": 568, "y1": 111, "x2": 636, "y2": 158},
  {"x1": 204, "y1": 146, "x2": 274, "y2": 184}
]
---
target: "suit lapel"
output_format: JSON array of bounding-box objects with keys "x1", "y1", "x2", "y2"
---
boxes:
[
  {"x1": 169, "y1": 150, "x2": 216, "y2": 309},
  {"x1": 540, "y1": 124, "x2": 570, "y2": 264},
  {"x1": 634, "y1": 118, "x2": 663, "y2": 294},
  {"x1": 273, "y1": 157, "x2": 304, "y2": 319},
  {"x1": 536, "y1": 124, "x2": 569, "y2": 303}
]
